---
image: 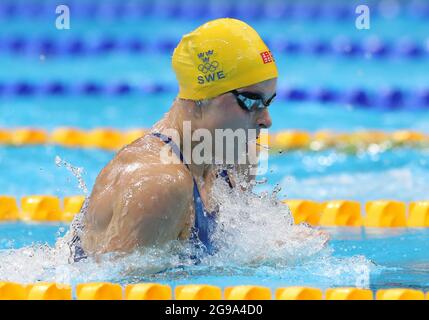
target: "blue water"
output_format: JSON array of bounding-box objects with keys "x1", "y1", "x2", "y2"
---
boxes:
[
  {"x1": 1, "y1": 0, "x2": 429, "y2": 290},
  {"x1": 0, "y1": 223, "x2": 428, "y2": 291},
  {"x1": 2, "y1": 146, "x2": 429, "y2": 202}
]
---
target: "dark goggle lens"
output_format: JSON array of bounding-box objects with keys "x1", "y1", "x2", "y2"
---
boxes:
[
  {"x1": 239, "y1": 96, "x2": 259, "y2": 110},
  {"x1": 235, "y1": 91, "x2": 276, "y2": 111}
]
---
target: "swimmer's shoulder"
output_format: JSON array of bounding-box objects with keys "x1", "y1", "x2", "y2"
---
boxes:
[
  {"x1": 116, "y1": 133, "x2": 193, "y2": 179},
  {"x1": 95, "y1": 132, "x2": 194, "y2": 201},
  {"x1": 117, "y1": 138, "x2": 194, "y2": 192},
  {"x1": 110, "y1": 163, "x2": 194, "y2": 226},
  {"x1": 115, "y1": 132, "x2": 181, "y2": 162}
]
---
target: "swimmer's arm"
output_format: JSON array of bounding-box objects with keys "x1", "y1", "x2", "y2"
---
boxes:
[{"x1": 103, "y1": 173, "x2": 192, "y2": 252}]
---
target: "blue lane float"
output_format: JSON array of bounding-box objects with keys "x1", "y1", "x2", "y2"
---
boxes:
[
  {"x1": 1, "y1": 81, "x2": 428, "y2": 110},
  {"x1": 1, "y1": 36, "x2": 428, "y2": 60},
  {"x1": 1, "y1": 1, "x2": 429, "y2": 21}
]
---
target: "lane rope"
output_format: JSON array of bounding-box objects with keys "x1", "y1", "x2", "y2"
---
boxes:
[
  {"x1": 0, "y1": 282, "x2": 427, "y2": 300},
  {"x1": 0, "y1": 82, "x2": 428, "y2": 109},
  {"x1": 1, "y1": 1, "x2": 429, "y2": 21},
  {"x1": 2, "y1": 36, "x2": 428, "y2": 60},
  {"x1": 0, "y1": 195, "x2": 428, "y2": 227},
  {"x1": 1, "y1": 128, "x2": 429, "y2": 151}
]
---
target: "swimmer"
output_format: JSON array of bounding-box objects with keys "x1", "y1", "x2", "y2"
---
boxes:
[{"x1": 69, "y1": 18, "x2": 328, "y2": 262}]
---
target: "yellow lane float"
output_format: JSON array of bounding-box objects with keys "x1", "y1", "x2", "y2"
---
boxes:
[
  {"x1": 50, "y1": 127, "x2": 87, "y2": 147},
  {"x1": 26, "y1": 283, "x2": 72, "y2": 300},
  {"x1": 365, "y1": 200, "x2": 407, "y2": 227},
  {"x1": 273, "y1": 130, "x2": 311, "y2": 150},
  {"x1": 2, "y1": 196, "x2": 429, "y2": 228},
  {"x1": 85, "y1": 128, "x2": 124, "y2": 150},
  {"x1": 325, "y1": 287, "x2": 373, "y2": 300},
  {"x1": 376, "y1": 288, "x2": 425, "y2": 300},
  {"x1": 0, "y1": 282, "x2": 27, "y2": 300},
  {"x1": 0, "y1": 282, "x2": 428, "y2": 300},
  {"x1": 20, "y1": 195, "x2": 62, "y2": 221},
  {"x1": 1, "y1": 128, "x2": 429, "y2": 151},
  {"x1": 175, "y1": 285, "x2": 222, "y2": 300},
  {"x1": 282, "y1": 199, "x2": 321, "y2": 225},
  {"x1": 275, "y1": 287, "x2": 322, "y2": 300},
  {"x1": 0, "y1": 196, "x2": 19, "y2": 220},
  {"x1": 0, "y1": 129, "x2": 12, "y2": 144},
  {"x1": 76, "y1": 282, "x2": 123, "y2": 300},
  {"x1": 62, "y1": 195, "x2": 86, "y2": 222},
  {"x1": 407, "y1": 201, "x2": 429, "y2": 227},
  {"x1": 224, "y1": 286, "x2": 271, "y2": 300},
  {"x1": 125, "y1": 283, "x2": 172, "y2": 300},
  {"x1": 319, "y1": 200, "x2": 362, "y2": 227},
  {"x1": 11, "y1": 128, "x2": 48, "y2": 145}
]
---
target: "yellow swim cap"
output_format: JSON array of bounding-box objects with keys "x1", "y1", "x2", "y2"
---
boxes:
[{"x1": 172, "y1": 18, "x2": 278, "y2": 100}]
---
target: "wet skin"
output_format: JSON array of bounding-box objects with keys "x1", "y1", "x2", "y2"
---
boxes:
[{"x1": 81, "y1": 79, "x2": 277, "y2": 255}]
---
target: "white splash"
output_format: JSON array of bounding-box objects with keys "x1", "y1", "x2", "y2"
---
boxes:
[
  {"x1": 55, "y1": 156, "x2": 88, "y2": 194},
  {"x1": 0, "y1": 174, "x2": 374, "y2": 288},
  {"x1": 204, "y1": 176, "x2": 330, "y2": 266}
]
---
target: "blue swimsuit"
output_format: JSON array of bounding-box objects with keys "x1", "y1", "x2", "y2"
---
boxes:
[
  {"x1": 152, "y1": 132, "x2": 233, "y2": 255},
  {"x1": 70, "y1": 132, "x2": 231, "y2": 262}
]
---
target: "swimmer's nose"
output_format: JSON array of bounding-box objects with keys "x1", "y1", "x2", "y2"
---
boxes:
[{"x1": 256, "y1": 108, "x2": 272, "y2": 129}]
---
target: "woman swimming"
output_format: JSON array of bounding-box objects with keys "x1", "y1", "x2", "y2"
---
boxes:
[{"x1": 68, "y1": 18, "x2": 326, "y2": 261}]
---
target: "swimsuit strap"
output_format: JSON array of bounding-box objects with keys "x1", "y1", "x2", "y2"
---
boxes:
[
  {"x1": 152, "y1": 132, "x2": 218, "y2": 255},
  {"x1": 218, "y1": 168, "x2": 233, "y2": 189},
  {"x1": 152, "y1": 132, "x2": 189, "y2": 169}
]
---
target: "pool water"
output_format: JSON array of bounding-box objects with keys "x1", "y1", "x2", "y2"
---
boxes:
[
  {"x1": 0, "y1": 222, "x2": 428, "y2": 291},
  {"x1": 1, "y1": 0, "x2": 429, "y2": 291},
  {"x1": 2, "y1": 146, "x2": 429, "y2": 202}
]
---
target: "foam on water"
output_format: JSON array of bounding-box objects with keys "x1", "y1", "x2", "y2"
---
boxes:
[
  {"x1": 0, "y1": 170, "x2": 375, "y2": 287},
  {"x1": 203, "y1": 178, "x2": 328, "y2": 266}
]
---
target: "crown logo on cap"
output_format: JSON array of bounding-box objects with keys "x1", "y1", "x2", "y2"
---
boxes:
[{"x1": 197, "y1": 50, "x2": 215, "y2": 63}]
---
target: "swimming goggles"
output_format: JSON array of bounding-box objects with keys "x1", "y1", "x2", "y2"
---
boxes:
[{"x1": 230, "y1": 90, "x2": 276, "y2": 112}]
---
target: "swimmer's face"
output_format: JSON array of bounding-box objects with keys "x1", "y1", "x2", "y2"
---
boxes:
[{"x1": 202, "y1": 78, "x2": 277, "y2": 136}]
